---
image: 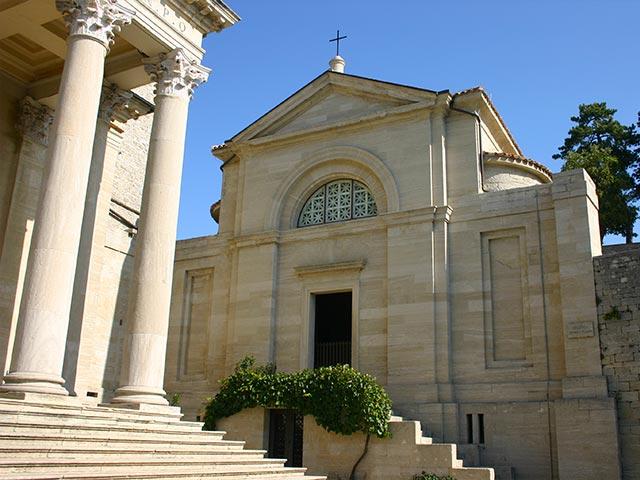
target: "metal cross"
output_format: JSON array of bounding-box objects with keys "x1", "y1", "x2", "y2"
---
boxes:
[{"x1": 329, "y1": 30, "x2": 347, "y2": 56}]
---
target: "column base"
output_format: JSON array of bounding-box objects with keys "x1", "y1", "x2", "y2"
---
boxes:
[
  {"x1": 0, "y1": 371, "x2": 69, "y2": 396},
  {"x1": 111, "y1": 385, "x2": 169, "y2": 406}
]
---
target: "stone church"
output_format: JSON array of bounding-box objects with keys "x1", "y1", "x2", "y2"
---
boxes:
[
  {"x1": 0, "y1": 0, "x2": 635, "y2": 477},
  {"x1": 165, "y1": 56, "x2": 624, "y2": 479}
]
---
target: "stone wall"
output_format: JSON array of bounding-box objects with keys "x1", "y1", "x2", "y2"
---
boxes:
[{"x1": 595, "y1": 243, "x2": 640, "y2": 480}]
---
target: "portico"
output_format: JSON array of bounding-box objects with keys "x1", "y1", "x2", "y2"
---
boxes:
[{"x1": 0, "y1": 0, "x2": 239, "y2": 404}]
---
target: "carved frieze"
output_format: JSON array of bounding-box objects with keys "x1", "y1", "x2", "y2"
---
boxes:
[
  {"x1": 143, "y1": 48, "x2": 210, "y2": 99},
  {"x1": 56, "y1": 0, "x2": 135, "y2": 49},
  {"x1": 16, "y1": 97, "x2": 54, "y2": 146}
]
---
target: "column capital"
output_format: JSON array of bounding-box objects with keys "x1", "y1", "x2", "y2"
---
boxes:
[
  {"x1": 56, "y1": 0, "x2": 135, "y2": 50},
  {"x1": 143, "y1": 49, "x2": 210, "y2": 100},
  {"x1": 16, "y1": 97, "x2": 54, "y2": 146},
  {"x1": 99, "y1": 84, "x2": 134, "y2": 122}
]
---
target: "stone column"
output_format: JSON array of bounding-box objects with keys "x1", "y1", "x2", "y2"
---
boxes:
[
  {"x1": 111, "y1": 49, "x2": 209, "y2": 406},
  {"x1": 64, "y1": 84, "x2": 137, "y2": 394},
  {"x1": 0, "y1": 0, "x2": 133, "y2": 396}
]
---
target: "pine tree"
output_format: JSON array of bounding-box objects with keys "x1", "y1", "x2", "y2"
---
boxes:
[{"x1": 553, "y1": 103, "x2": 640, "y2": 243}]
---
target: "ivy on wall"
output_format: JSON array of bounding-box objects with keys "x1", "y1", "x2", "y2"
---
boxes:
[{"x1": 203, "y1": 356, "x2": 392, "y2": 438}]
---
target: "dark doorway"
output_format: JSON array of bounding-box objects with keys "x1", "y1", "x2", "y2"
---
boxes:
[
  {"x1": 313, "y1": 291, "x2": 352, "y2": 368},
  {"x1": 267, "y1": 409, "x2": 303, "y2": 467}
]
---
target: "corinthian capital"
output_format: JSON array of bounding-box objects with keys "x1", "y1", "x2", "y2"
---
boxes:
[
  {"x1": 99, "y1": 83, "x2": 134, "y2": 122},
  {"x1": 16, "y1": 97, "x2": 54, "y2": 146},
  {"x1": 143, "y1": 49, "x2": 210, "y2": 100},
  {"x1": 56, "y1": 0, "x2": 135, "y2": 50}
]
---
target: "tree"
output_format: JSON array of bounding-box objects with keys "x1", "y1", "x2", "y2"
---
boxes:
[{"x1": 553, "y1": 103, "x2": 640, "y2": 243}]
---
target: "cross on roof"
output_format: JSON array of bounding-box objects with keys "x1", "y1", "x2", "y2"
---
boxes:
[{"x1": 329, "y1": 30, "x2": 347, "y2": 56}]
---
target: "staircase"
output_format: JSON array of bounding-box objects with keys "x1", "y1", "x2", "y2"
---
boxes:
[
  {"x1": 0, "y1": 394, "x2": 325, "y2": 479},
  {"x1": 378, "y1": 416, "x2": 494, "y2": 480}
]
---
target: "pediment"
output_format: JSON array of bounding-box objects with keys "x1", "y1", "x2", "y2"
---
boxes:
[{"x1": 230, "y1": 72, "x2": 437, "y2": 144}]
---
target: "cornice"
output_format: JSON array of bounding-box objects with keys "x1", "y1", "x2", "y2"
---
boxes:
[
  {"x1": 169, "y1": 0, "x2": 239, "y2": 34},
  {"x1": 295, "y1": 260, "x2": 366, "y2": 278},
  {"x1": 484, "y1": 151, "x2": 553, "y2": 183}
]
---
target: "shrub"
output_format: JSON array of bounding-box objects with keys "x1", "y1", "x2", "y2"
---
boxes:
[
  {"x1": 413, "y1": 473, "x2": 456, "y2": 480},
  {"x1": 203, "y1": 356, "x2": 392, "y2": 438}
]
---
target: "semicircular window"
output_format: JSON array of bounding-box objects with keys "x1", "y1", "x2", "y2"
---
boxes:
[{"x1": 298, "y1": 179, "x2": 378, "y2": 227}]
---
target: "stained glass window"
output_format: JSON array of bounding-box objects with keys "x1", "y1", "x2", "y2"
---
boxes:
[{"x1": 298, "y1": 179, "x2": 377, "y2": 227}]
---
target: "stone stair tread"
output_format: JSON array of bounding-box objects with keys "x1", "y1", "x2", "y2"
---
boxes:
[
  {"x1": 0, "y1": 418, "x2": 209, "y2": 434},
  {"x1": 0, "y1": 397, "x2": 184, "y2": 423},
  {"x1": 0, "y1": 434, "x2": 245, "y2": 448},
  {"x1": 0, "y1": 447, "x2": 267, "y2": 465},
  {"x1": 0, "y1": 457, "x2": 288, "y2": 466},
  {"x1": 0, "y1": 406, "x2": 205, "y2": 427},
  {"x1": 0, "y1": 428, "x2": 233, "y2": 443},
  {"x1": 0, "y1": 471, "x2": 325, "y2": 480}
]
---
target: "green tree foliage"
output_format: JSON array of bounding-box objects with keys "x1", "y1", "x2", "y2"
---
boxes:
[
  {"x1": 553, "y1": 103, "x2": 640, "y2": 243},
  {"x1": 413, "y1": 473, "x2": 456, "y2": 480},
  {"x1": 203, "y1": 356, "x2": 392, "y2": 438}
]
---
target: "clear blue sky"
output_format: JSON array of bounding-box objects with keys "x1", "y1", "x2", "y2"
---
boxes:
[{"x1": 177, "y1": 0, "x2": 640, "y2": 244}]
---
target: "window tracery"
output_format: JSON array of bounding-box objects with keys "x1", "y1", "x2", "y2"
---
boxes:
[{"x1": 298, "y1": 179, "x2": 377, "y2": 227}]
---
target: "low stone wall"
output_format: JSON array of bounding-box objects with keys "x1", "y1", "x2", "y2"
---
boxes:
[
  {"x1": 217, "y1": 408, "x2": 493, "y2": 480},
  {"x1": 594, "y1": 243, "x2": 640, "y2": 480}
]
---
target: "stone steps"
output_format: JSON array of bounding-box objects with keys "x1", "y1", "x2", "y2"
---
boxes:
[
  {"x1": 381, "y1": 416, "x2": 494, "y2": 480},
  {"x1": 1, "y1": 473, "x2": 326, "y2": 480},
  {"x1": 0, "y1": 396, "x2": 325, "y2": 479},
  {"x1": 0, "y1": 433, "x2": 245, "y2": 449},
  {"x1": 0, "y1": 446, "x2": 270, "y2": 460},
  {"x1": 0, "y1": 426, "x2": 225, "y2": 443}
]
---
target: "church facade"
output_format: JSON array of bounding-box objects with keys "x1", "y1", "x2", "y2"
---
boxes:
[{"x1": 167, "y1": 63, "x2": 622, "y2": 479}]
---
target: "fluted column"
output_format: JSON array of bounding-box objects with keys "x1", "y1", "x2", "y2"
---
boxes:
[
  {"x1": 0, "y1": 0, "x2": 133, "y2": 395},
  {"x1": 112, "y1": 49, "x2": 209, "y2": 405}
]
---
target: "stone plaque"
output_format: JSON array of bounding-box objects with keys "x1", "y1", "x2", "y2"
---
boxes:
[{"x1": 567, "y1": 321, "x2": 595, "y2": 339}]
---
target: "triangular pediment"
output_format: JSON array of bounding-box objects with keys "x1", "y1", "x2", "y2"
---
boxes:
[
  {"x1": 230, "y1": 72, "x2": 437, "y2": 144},
  {"x1": 264, "y1": 89, "x2": 406, "y2": 137}
]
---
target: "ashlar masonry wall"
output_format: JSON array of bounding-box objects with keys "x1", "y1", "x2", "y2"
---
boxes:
[{"x1": 595, "y1": 243, "x2": 640, "y2": 480}]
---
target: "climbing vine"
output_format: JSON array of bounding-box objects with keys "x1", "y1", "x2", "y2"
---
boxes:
[{"x1": 203, "y1": 356, "x2": 392, "y2": 438}]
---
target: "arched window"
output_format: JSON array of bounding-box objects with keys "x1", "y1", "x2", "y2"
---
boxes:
[{"x1": 297, "y1": 179, "x2": 378, "y2": 227}]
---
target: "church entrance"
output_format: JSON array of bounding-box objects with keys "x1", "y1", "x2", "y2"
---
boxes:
[
  {"x1": 267, "y1": 409, "x2": 304, "y2": 467},
  {"x1": 313, "y1": 291, "x2": 352, "y2": 368}
]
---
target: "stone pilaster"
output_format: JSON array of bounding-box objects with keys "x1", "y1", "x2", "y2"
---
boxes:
[
  {"x1": 111, "y1": 49, "x2": 209, "y2": 406},
  {"x1": 0, "y1": 98, "x2": 54, "y2": 378},
  {"x1": 0, "y1": 1, "x2": 133, "y2": 396}
]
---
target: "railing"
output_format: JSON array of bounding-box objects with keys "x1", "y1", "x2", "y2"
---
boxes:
[{"x1": 314, "y1": 341, "x2": 351, "y2": 368}]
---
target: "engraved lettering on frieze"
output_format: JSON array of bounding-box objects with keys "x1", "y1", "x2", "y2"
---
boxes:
[
  {"x1": 143, "y1": 48, "x2": 210, "y2": 99},
  {"x1": 567, "y1": 321, "x2": 595, "y2": 339},
  {"x1": 16, "y1": 97, "x2": 54, "y2": 147},
  {"x1": 137, "y1": 0, "x2": 195, "y2": 37},
  {"x1": 56, "y1": 0, "x2": 135, "y2": 49}
]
